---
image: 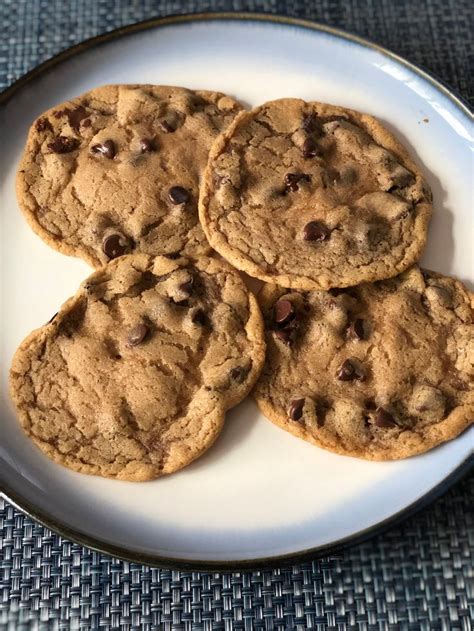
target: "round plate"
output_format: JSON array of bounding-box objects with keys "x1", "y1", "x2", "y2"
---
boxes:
[{"x1": 0, "y1": 13, "x2": 472, "y2": 569}]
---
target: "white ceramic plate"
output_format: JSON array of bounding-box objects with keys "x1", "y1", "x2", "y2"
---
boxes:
[{"x1": 0, "y1": 14, "x2": 472, "y2": 568}]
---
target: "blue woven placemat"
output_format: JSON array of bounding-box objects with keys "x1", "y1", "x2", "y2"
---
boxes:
[{"x1": 1, "y1": 1, "x2": 473, "y2": 629}]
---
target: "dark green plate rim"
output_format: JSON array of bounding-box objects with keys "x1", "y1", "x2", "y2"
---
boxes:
[{"x1": 1, "y1": 12, "x2": 472, "y2": 570}]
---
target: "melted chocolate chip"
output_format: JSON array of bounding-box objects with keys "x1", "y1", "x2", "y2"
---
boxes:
[
  {"x1": 230, "y1": 366, "x2": 250, "y2": 383},
  {"x1": 303, "y1": 221, "x2": 330, "y2": 242},
  {"x1": 91, "y1": 139, "x2": 116, "y2": 159},
  {"x1": 47, "y1": 136, "x2": 80, "y2": 154},
  {"x1": 102, "y1": 233, "x2": 130, "y2": 259},
  {"x1": 168, "y1": 186, "x2": 189, "y2": 205},
  {"x1": 274, "y1": 329, "x2": 292, "y2": 345},
  {"x1": 302, "y1": 137, "x2": 320, "y2": 159},
  {"x1": 288, "y1": 398, "x2": 305, "y2": 421},
  {"x1": 139, "y1": 138, "x2": 156, "y2": 153},
  {"x1": 127, "y1": 323, "x2": 148, "y2": 347},
  {"x1": 337, "y1": 358, "x2": 366, "y2": 382},
  {"x1": 66, "y1": 106, "x2": 89, "y2": 131},
  {"x1": 284, "y1": 172, "x2": 310, "y2": 193},
  {"x1": 301, "y1": 113, "x2": 322, "y2": 134},
  {"x1": 374, "y1": 407, "x2": 396, "y2": 428},
  {"x1": 365, "y1": 399, "x2": 377, "y2": 411},
  {"x1": 347, "y1": 319, "x2": 365, "y2": 341},
  {"x1": 274, "y1": 299, "x2": 295, "y2": 326},
  {"x1": 36, "y1": 117, "x2": 52, "y2": 132},
  {"x1": 158, "y1": 119, "x2": 176, "y2": 133}
]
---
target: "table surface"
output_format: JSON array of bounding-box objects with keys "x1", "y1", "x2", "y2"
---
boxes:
[{"x1": 1, "y1": 1, "x2": 472, "y2": 630}]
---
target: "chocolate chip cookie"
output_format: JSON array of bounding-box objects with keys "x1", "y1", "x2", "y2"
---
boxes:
[
  {"x1": 199, "y1": 99, "x2": 432, "y2": 290},
  {"x1": 253, "y1": 266, "x2": 473, "y2": 460},
  {"x1": 17, "y1": 84, "x2": 243, "y2": 267},
  {"x1": 10, "y1": 254, "x2": 265, "y2": 480}
]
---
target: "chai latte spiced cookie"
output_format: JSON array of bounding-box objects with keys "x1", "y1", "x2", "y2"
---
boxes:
[
  {"x1": 10, "y1": 254, "x2": 265, "y2": 480},
  {"x1": 17, "y1": 84, "x2": 243, "y2": 267},
  {"x1": 199, "y1": 98, "x2": 432, "y2": 290},
  {"x1": 253, "y1": 266, "x2": 473, "y2": 460}
]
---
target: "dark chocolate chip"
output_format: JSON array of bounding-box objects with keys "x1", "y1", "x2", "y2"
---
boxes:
[
  {"x1": 158, "y1": 119, "x2": 176, "y2": 133},
  {"x1": 102, "y1": 233, "x2": 130, "y2": 259},
  {"x1": 315, "y1": 399, "x2": 331, "y2": 426},
  {"x1": 302, "y1": 137, "x2": 320, "y2": 159},
  {"x1": 90, "y1": 139, "x2": 116, "y2": 159},
  {"x1": 82, "y1": 118, "x2": 92, "y2": 128},
  {"x1": 337, "y1": 358, "x2": 366, "y2": 382},
  {"x1": 127, "y1": 323, "x2": 148, "y2": 347},
  {"x1": 230, "y1": 366, "x2": 250, "y2": 383},
  {"x1": 36, "y1": 117, "x2": 52, "y2": 132},
  {"x1": 288, "y1": 398, "x2": 305, "y2": 421},
  {"x1": 66, "y1": 106, "x2": 89, "y2": 131},
  {"x1": 374, "y1": 407, "x2": 396, "y2": 428},
  {"x1": 301, "y1": 113, "x2": 322, "y2": 134},
  {"x1": 192, "y1": 309, "x2": 208, "y2": 326},
  {"x1": 284, "y1": 172, "x2": 310, "y2": 193},
  {"x1": 274, "y1": 329, "x2": 292, "y2": 345},
  {"x1": 47, "y1": 136, "x2": 80, "y2": 154},
  {"x1": 168, "y1": 186, "x2": 189, "y2": 205},
  {"x1": 274, "y1": 299, "x2": 295, "y2": 326},
  {"x1": 347, "y1": 318, "x2": 365, "y2": 341},
  {"x1": 303, "y1": 221, "x2": 330, "y2": 242},
  {"x1": 139, "y1": 138, "x2": 156, "y2": 153}
]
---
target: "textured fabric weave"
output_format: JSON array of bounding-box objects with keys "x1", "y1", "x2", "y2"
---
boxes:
[{"x1": 0, "y1": 1, "x2": 473, "y2": 629}]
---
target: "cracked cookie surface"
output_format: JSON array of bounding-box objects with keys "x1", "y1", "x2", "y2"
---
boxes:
[
  {"x1": 253, "y1": 266, "x2": 473, "y2": 459},
  {"x1": 199, "y1": 99, "x2": 432, "y2": 289},
  {"x1": 10, "y1": 254, "x2": 265, "y2": 480},
  {"x1": 17, "y1": 84, "x2": 243, "y2": 267}
]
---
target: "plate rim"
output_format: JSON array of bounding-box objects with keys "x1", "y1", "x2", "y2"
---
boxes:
[{"x1": 0, "y1": 11, "x2": 472, "y2": 570}]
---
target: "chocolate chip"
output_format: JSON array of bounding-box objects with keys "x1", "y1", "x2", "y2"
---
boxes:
[
  {"x1": 158, "y1": 119, "x2": 176, "y2": 133},
  {"x1": 284, "y1": 172, "x2": 310, "y2": 193},
  {"x1": 274, "y1": 299, "x2": 295, "y2": 326},
  {"x1": 303, "y1": 221, "x2": 330, "y2": 242},
  {"x1": 315, "y1": 399, "x2": 331, "y2": 426},
  {"x1": 301, "y1": 113, "x2": 322, "y2": 134},
  {"x1": 36, "y1": 117, "x2": 52, "y2": 132},
  {"x1": 168, "y1": 186, "x2": 189, "y2": 205},
  {"x1": 127, "y1": 323, "x2": 148, "y2": 347},
  {"x1": 82, "y1": 118, "x2": 92, "y2": 128},
  {"x1": 374, "y1": 407, "x2": 396, "y2": 428},
  {"x1": 47, "y1": 136, "x2": 80, "y2": 154},
  {"x1": 163, "y1": 252, "x2": 181, "y2": 260},
  {"x1": 139, "y1": 138, "x2": 156, "y2": 153},
  {"x1": 302, "y1": 138, "x2": 320, "y2": 159},
  {"x1": 347, "y1": 318, "x2": 365, "y2": 341},
  {"x1": 102, "y1": 233, "x2": 130, "y2": 259},
  {"x1": 274, "y1": 329, "x2": 292, "y2": 345},
  {"x1": 288, "y1": 398, "x2": 305, "y2": 421},
  {"x1": 65, "y1": 106, "x2": 89, "y2": 131},
  {"x1": 230, "y1": 366, "x2": 250, "y2": 383},
  {"x1": 192, "y1": 309, "x2": 208, "y2": 326},
  {"x1": 337, "y1": 358, "x2": 366, "y2": 382},
  {"x1": 90, "y1": 139, "x2": 116, "y2": 159}
]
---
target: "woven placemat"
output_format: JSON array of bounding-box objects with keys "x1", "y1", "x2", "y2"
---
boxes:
[{"x1": 1, "y1": 1, "x2": 473, "y2": 629}]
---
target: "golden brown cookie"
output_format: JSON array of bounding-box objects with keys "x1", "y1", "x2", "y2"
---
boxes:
[
  {"x1": 10, "y1": 254, "x2": 265, "y2": 480},
  {"x1": 253, "y1": 266, "x2": 473, "y2": 460},
  {"x1": 17, "y1": 84, "x2": 243, "y2": 267},
  {"x1": 199, "y1": 98, "x2": 432, "y2": 290}
]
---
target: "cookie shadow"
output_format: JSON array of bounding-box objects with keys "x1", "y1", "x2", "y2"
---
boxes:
[
  {"x1": 184, "y1": 397, "x2": 261, "y2": 472},
  {"x1": 377, "y1": 118, "x2": 456, "y2": 279}
]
